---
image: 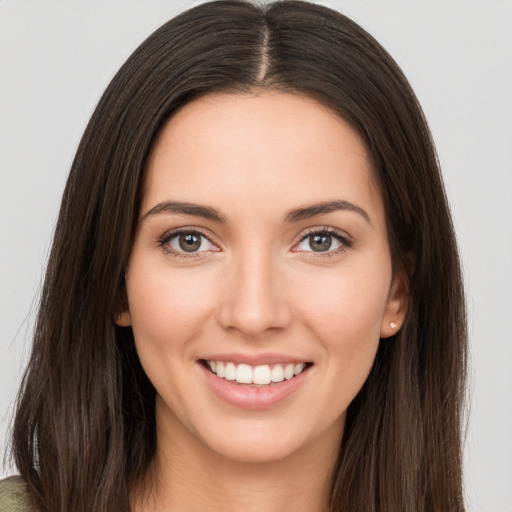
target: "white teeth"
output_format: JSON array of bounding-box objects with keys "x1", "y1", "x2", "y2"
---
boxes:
[
  {"x1": 236, "y1": 364, "x2": 253, "y2": 384},
  {"x1": 271, "y1": 365, "x2": 284, "y2": 382},
  {"x1": 224, "y1": 362, "x2": 236, "y2": 381},
  {"x1": 284, "y1": 363, "x2": 294, "y2": 380},
  {"x1": 216, "y1": 361, "x2": 225, "y2": 378},
  {"x1": 207, "y1": 360, "x2": 308, "y2": 385},
  {"x1": 253, "y1": 365, "x2": 271, "y2": 385},
  {"x1": 294, "y1": 363, "x2": 305, "y2": 376}
]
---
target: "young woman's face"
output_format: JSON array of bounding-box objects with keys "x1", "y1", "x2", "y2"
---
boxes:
[{"x1": 123, "y1": 91, "x2": 406, "y2": 464}]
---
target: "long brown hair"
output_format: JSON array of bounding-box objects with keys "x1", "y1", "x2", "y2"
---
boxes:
[{"x1": 11, "y1": 1, "x2": 467, "y2": 510}]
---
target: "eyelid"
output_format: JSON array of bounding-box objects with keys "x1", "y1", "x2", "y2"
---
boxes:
[
  {"x1": 291, "y1": 226, "x2": 353, "y2": 254},
  {"x1": 158, "y1": 226, "x2": 221, "y2": 257},
  {"x1": 157, "y1": 225, "x2": 352, "y2": 258}
]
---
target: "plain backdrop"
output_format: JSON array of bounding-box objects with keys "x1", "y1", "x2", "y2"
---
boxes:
[{"x1": 1, "y1": 1, "x2": 511, "y2": 511}]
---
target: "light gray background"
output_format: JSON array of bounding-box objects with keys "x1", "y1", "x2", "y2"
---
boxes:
[{"x1": 1, "y1": 1, "x2": 511, "y2": 511}]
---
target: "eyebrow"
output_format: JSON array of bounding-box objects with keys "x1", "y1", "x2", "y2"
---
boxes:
[
  {"x1": 142, "y1": 199, "x2": 371, "y2": 225},
  {"x1": 284, "y1": 200, "x2": 372, "y2": 225},
  {"x1": 142, "y1": 201, "x2": 226, "y2": 223}
]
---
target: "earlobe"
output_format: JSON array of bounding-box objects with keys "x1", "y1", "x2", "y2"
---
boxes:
[
  {"x1": 114, "y1": 274, "x2": 131, "y2": 326},
  {"x1": 380, "y1": 270, "x2": 408, "y2": 338},
  {"x1": 115, "y1": 311, "x2": 132, "y2": 327}
]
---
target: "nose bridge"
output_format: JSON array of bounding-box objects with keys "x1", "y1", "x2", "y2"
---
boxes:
[{"x1": 217, "y1": 242, "x2": 290, "y2": 335}]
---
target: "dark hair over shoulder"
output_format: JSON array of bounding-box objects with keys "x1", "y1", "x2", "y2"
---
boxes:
[{"x1": 10, "y1": 1, "x2": 467, "y2": 511}]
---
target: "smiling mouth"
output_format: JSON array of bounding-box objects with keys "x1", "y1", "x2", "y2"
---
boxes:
[{"x1": 201, "y1": 360, "x2": 313, "y2": 386}]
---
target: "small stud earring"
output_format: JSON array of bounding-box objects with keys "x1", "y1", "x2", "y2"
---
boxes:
[{"x1": 389, "y1": 322, "x2": 397, "y2": 329}]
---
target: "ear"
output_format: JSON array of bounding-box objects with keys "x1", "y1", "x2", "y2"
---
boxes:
[
  {"x1": 380, "y1": 268, "x2": 408, "y2": 338},
  {"x1": 115, "y1": 310, "x2": 132, "y2": 327},
  {"x1": 113, "y1": 274, "x2": 131, "y2": 327}
]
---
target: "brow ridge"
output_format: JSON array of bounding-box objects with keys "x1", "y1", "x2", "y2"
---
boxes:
[
  {"x1": 142, "y1": 201, "x2": 226, "y2": 223},
  {"x1": 143, "y1": 199, "x2": 371, "y2": 225},
  {"x1": 284, "y1": 200, "x2": 371, "y2": 224}
]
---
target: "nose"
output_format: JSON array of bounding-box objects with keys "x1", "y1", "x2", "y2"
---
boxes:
[{"x1": 216, "y1": 248, "x2": 292, "y2": 336}]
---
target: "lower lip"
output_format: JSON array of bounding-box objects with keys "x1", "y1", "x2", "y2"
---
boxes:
[{"x1": 199, "y1": 363, "x2": 310, "y2": 410}]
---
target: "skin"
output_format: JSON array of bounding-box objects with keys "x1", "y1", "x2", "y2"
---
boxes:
[{"x1": 121, "y1": 91, "x2": 407, "y2": 512}]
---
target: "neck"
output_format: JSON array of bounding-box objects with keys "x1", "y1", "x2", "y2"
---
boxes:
[{"x1": 132, "y1": 410, "x2": 342, "y2": 512}]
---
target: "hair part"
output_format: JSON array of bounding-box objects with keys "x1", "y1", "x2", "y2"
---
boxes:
[{"x1": 11, "y1": 2, "x2": 467, "y2": 511}]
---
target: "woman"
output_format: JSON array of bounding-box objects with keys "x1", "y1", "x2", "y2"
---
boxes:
[{"x1": 1, "y1": 1, "x2": 467, "y2": 511}]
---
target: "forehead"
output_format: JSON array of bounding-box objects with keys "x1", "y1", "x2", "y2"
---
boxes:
[{"x1": 142, "y1": 91, "x2": 384, "y2": 225}]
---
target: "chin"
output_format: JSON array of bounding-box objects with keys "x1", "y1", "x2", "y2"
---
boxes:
[
  {"x1": 207, "y1": 429, "x2": 305, "y2": 464},
  {"x1": 186, "y1": 410, "x2": 345, "y2": 467}
]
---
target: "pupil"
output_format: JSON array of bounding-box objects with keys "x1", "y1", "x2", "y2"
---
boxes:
[
  {"x1": 310, "y1": 234, "x2": 331, "y2": 252},
  {"x1": 179, "y1": 233, "x2": 201, "y2": 252}
]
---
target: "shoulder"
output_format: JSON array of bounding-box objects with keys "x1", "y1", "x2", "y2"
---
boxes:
[{"x1": 0, "y1": 476, "x2": 33, "y2": 512}]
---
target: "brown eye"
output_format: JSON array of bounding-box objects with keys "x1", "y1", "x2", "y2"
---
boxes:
[
  {"x1": 309, "y1": 234, "x2": 332, "y2": 252},
  {"x1": 294, "y1": 229, "x2": 351, "y2": 255},
  {"x1": 164, "y1": 230, "x2": 217, "y2": 255},
  {"x1": 179, "y1": 233, "x2": 202, "y2": 252}
]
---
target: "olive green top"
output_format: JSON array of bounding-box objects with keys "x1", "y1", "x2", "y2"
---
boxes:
[{"x1": 0, "y1": 477, "x2": 32, "y2": 512}]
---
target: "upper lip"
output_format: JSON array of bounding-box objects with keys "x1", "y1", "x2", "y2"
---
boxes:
[{"x1": 199, "y1": 352, "x2": 311, "y2": 366}]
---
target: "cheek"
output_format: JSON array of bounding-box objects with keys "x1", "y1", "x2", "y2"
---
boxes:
[
  {"x1": 297, "y1": 266, "x2": 390, "y2": 333},
  {"x1": 126, "y1": 262, "x2": 217, "y2": 366},
  {"x1": 292, "y1": 259, "x2": 391, "y2": 375}
]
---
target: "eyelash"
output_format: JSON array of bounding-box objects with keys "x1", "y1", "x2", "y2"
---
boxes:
[
  {"x1": 157, "y1": 226, "x2": 353, "y2": 259},
  {"x1": 158, "y1": 228, "x2": 219, "y2": 259},
  {"x1": 293, "y1": 227, "x2": 353, "y2": 257}
]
